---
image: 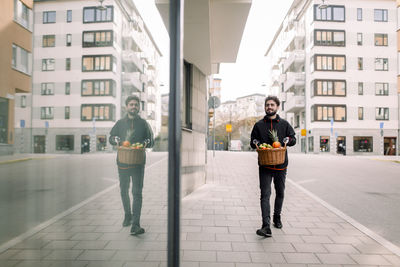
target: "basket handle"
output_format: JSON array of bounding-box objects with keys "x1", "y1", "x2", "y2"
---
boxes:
[
  {"x1": 143, "y1": 139, "x2": 150, "y2": 148},
  {"x1": 252, "y1": 139, "x2": 260, "y2": 149}
]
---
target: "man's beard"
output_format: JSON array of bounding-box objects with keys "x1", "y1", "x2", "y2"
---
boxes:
[
  {"x1": 266, "y1": 110, "x2": 277, "y2": 117},
  {"x1": 128, "y1": 110, "x2": 138, "y2": 116}
]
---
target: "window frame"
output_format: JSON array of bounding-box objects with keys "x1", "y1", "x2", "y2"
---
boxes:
[
  {"x1": 313, "y1": 29, "x2": 345, "y2": 47},
  {"x1": 375, "y1": 83, "x2": 389, "y2": 96},
  {"x1": 81, "y1": 104, "x2": 115, "y2": 121},
  {"x1": 67, "y1": 10, "x2": 72, "y2": 23},
  {"x1": 56, "y1": 135, "x2": 74, "y2": 151},
  {"x1": 375, "y1": 107, "x2": 389, "y2": 120},
  {"x1": 81, "y1": 79, "x2": 115, "y2": 96},
  {"x1": 21, "y1": 95, "x2": 27, "y2": 108},
  {"x1": 81, "y1": 54, "x2": 114, "y2": 72},
  {"x1": 14, "y1": 0, "x2": 33, "y2": 31},
  {"x1": 66, "y1": 34, "x2": 72, "y2": 46},
  {"x1": 353, "y1": 136, "x2": 373, "y2": 152},
  {"x1": 358, "y1": 82, "x2": 364, "y2": 95},
  {"x1": 313, "y1": 54, "x2": 346, "y2": 72},
  {"x1": 65, "y1": 82, "x2": 71, "y2": 95},
  {"x1": 357, "y1": 32, "x2": 363, "y2": 46},
  {"x1": 82, "y1": 30, "x2": 113, "y2": 47},
  {"x1": 374, "y1": 33, "x2": 388, "y2": 46},
  {"x1": 358, "y1": 57, "x2": 363, "y2": 70},
  {"x1": 40, "y1": 106, "x2": 54, "y2": 120},
  {"x1": 314, "y1": 5, "x2": 345, "y2": 22},
  {"x1": 182, "y1": 60, "x2": 193, "y2": 130},
  {"x1": 43, "y1": 11, "x2": 56, "y2": 24},
  {"x1": 358, "y1": 107, "x2": 364, "y2": 120},
  {"x1": 375, "y1": 58, "x2": 389, "y2": 71},
  {"x1": 311, "y1": 79, "x2": 346, "y2": 97},
  {"x1": 83, "y1": 6, "x2": 113, "y2": 23},
  {"x1": 66, "y1": 58, "x2": 71, "y2": 71},
  {"x1": 41, "y1": 83, "x2": 55, "y2": 95},
  {"x1": 311, "y1": 104, "x2": 347, "y2": 122},
  {"x1": 357, "y1": 8, "x2": 362, "y2": 21},
  {"x1": 42, "y1": 35, "x2": 56, "y2": 47},
  {"x1": 374, "y1": 9, "x2": 388, "y2": 22},
  {"x1": 42, "y1": 58, "x2": 55, "y2": 71}
]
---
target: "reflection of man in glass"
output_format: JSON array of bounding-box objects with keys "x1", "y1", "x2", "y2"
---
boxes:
[{"x1": 109, "y1": 96, "x2": 154, "y2": 235}]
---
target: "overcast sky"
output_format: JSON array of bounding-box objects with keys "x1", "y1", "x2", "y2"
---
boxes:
[{"x1": 135, "y1": 0, "x2": 293, "y2": 102}]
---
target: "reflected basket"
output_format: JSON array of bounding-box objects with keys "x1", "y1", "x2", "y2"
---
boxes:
[
  {"x1": 118, "y1": 147, "x2": 145, "y2": 165},
  {"x1": 256, "y1": 145, "x2": 286, "y2": 165}
]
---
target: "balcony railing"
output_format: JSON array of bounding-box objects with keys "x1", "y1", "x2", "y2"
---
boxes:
[
  {"x1": 285, "y1": 94, "x2": 305, "y2": 113},
  {"x1": 122, "y1": 51, "x2": 143, "y2": 71},
  {"x1": 284, "y1": 72, "x2": 305, "y2": 92},
  {"x1": 283, "y1": 50, "x2": 305, "y2": 72},
  {"x1": 122, "y1": 72, "x2": 141, "y2": 92}
]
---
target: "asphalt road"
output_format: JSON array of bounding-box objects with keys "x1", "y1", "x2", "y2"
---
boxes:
[
  {"x1": 0, "y1": 152, "x2": 167, "y2": 245},
  {"x1": 287, "y1": 154, "x2": 400, "y2": 247}
]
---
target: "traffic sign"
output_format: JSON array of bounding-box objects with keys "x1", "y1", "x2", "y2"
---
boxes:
[
  {"x1": 208, "y1": 96, "x2": 221, "y2": 109},
  {"x1": 20, "y1": 120, "x2": 25, "y2": 128},
  {"x1": 226, "y1": 124, "x2": 232, "y2": 133},
  {"x1": 45, "y1": 121, "x2": 49, "y2": 128},
  {"x1": 379, "y1": 122, "x2": 384, "y2": 129},
  {"x1": 330, "y1": 118, "x2": 334, "y2": 126},
  {"x1": 301, "y1": 129, "x2": 307, "y2": 136}
]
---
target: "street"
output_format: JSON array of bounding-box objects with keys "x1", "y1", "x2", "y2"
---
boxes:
[
  {"x1": 1, "y1": 152, "x2": 399, "y2": 251},
  {"x1": 0, "y1": 152, "x2": 168, "y2": 245}
]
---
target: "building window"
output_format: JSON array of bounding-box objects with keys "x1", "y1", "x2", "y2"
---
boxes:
[
  {"x1": 358, "y1": 57, "x2": 363, "y2": 70},
  {"x1": 314, "y1": 29, "x2": 345, "y2": 46},
  {"x1": 67, "y1": 10, "x2": 72, "y2": 22},
  {"x1": 314, "y1": 5, "x2": 345, "y2": 22},
  {"x1": 81, "y1": 104, "x2": 115, "y2": 121},
  {"x1": 66, "y1": 34, "x2": 72, "y2": 46},
  {"x1": 354, "y1": 137, "x2": 373, "y2": 152},
  {"x1": 182, "y1": 61, "x2": 193, "y2": 129},
  {"x1": 376, "y1": 107, "x2": 389, "y2": 120},
  {"x1": 43, "y1": 11, "x2": 56, "y2": 23},
  {"x1": 12, "y1": 44, "x2": 32, "y2": 75},
  {"x1": 374, "y1": 9, "x2": 388, "y2": 22},
  {"x1": 97, "y1": 135, "x2": 107, "y2": 151},
  {"x1": 358, "y1": 82, "x2": 363, "y2": 95},
  {"x1": 82, "y1": 31, "x2": 113, "y2": 47},
  {"x1": 40, "y1": 107, "x2": 54, "y2": 119},
  {"x1": 56, "y1": 135, "x2": 74, "y2": 151},
  {"x1": 320, "y1": 136, "x2": 330, "y2": 152},
  {"x1": 358, "y1": 107, "x2": 363, "y2": 120},
  {"x1": 14, "y1": 0, "x2": 33, "y2": 31},
  {"x1": 141, "y1": 101, "x2": 145, "y2": 111},
  {"x1": 66, "y1": 58, "x2": 71, "y2": 71},
  {"x1": 375, "y1": 34, "x2": 388, "y2": 46},
  {"x1": 357, "y1": 8, "x2": 362, "y2": 21},
  {"x1": 65, "y1": 106, "x2": 70, "y2": 119},
  {"x1": 82, "y1": 55, "x2": 114, "y2": 72},
  {"x1": 21, "y1": 95, "x2": 26, "y2": 108},
  {"x1": 81, "y1": 80, "x2": 115, "y2": 96},
  {"x1": 83, "y1": 6, "x2": 113, "y2": 23},
  {"x1": 375, "y1": 58, "x2": 388, "y2": 71},
  {"x1": 312, "y1": 80, "x2": 346, "y2": 96},
  {"x1": 313, "y1": 54, "x2": 346, "y2": 71},
  {"x1": 42, "y1": 58, "x2": 55, "y2": 71},
  {"x1": 311, "y1": 105, "x2": 346, "y2": 122},
  {"x1": 357, "y1": 33, "x2": 363, "y2": 45},
  {"x1": 308, "y1": 136, "x2": 314, "y2": 152},
  {"x1": 375, "y1": 83, "x2": 389, "y2": 95},
  {"x1": 41, "y1": 83, "x2": 54, "y2": 95},
  {"x1": 65, "y1": 82, "x2": 71, "y2": 95},
  {"x1": 42, "y1": 35, "x2": 55, "y2": 47}
]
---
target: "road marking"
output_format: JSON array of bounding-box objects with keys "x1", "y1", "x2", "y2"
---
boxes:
[
  {"x1": 288, "y1": 179, "x2": 400, "y2": 257},
  {"x1": 0, "y1": 156, "x2": 167, "y2": 254}
]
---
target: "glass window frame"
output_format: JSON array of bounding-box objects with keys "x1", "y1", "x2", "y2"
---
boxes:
[
  {"x1": 374, "y1": 9, "x2": 388, "y2": 22},
  {"x1": 314, "y1": 54, "x2": 346, "y2": 72},
  {"x1": 80, "y1": 104, "x2": 115, "y2": 121},
  {"x1": 312, "y1": 79, "x2": 346, "y2": 97},
  {"x1": 358, "y1": 57, "x2": 363, "y2": 70},
  {"x1": 40, "y1": 106, "x2": 54, "y2": 119},
  {"x1": 82, "y1": 30, "x2": 113, "y2": 47},
  {"x1": 82, "y1": 55, "x2": 114, "y2": 72},
  {"x1": 81, "y1": 79, "x2": 115, "y2": 96},
  {"x1": 353, "y1": 136, "x2": 373, "y2": 152},
  {"x1": 311, "y1": 104, "x2": 347, "y2": 122},
  {"x1": 65, "y1": 106, "x2": 70, "y2": 119},
  {"x1": 358, "y1": 82, "x2": 364, "y2": 95},
  {"x1": 375, "y1": 83, "x2": 389, "y2": 95},
  {"x1": 42, "y1": 35, "x2": 55, "y2": 47},
  {"x1": 43, "y1": 11, "x2": 56, "y2": 24},
  {"x1": 374, "y1": 33, "x2": 388, "y2": 46},
  {"x1": 314, "y1": 5, "x2": 345, "y2": 22},
  {"x1": 66, "y1": 34, "x2": 72, "y2": 46},
  {"x1": 358, "y1": 107, "x2": 364, "y2": 120},
  {"x1": 65, "y1": 82, "x2": 71, "y2": 95},
  {"x1": 83, "y1": 6, "x2": 113, "y2": 23},
  {"x1": 56, "y1": 135, "x2": 74, "y2": 151},
  {"x1": 42, "y1": 58, "x2": 55, "y2": 71},
  {"x1": 67, "y1": 10, "x2": 72, "y2": 23},
  {"x1": 375, "y1": 58, "x2": 389, "y2": 71},
  {"x1": 314, "y1": 29, "x2": 345, "y2": 47},
  {"x1": 14, "y1": 0, "x2": 33, "y2": 31},
  {"x1": 357, "y1": 8, "x2": 362, "y2": 21},
  {"x1": 375, "y1": 107, "x2": 389, "y2": 120},
  {"x1": 21, "y1": 95, "x2": 27, "y2": 108},
  {"x1": 66, "y1": 58, "x2": 71, "y2": 71},
  {"x1": 41, "y1": 82, "x2": 55, "y2": 95},
  {"x1": 357, "y1": 32, "x2": 363, "y2": 46}
]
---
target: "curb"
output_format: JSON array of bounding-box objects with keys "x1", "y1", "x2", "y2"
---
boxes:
[{"x1": 0, "y1": 158, "x2": 32, "y2": 165}]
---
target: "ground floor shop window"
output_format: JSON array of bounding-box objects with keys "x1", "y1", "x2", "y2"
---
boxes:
[
  {"x1": 308, "y1": 136, "x2": 314, "y2": 152},
  {"x1": 56, "y1": 135, "x2": 74, "y2": 151},
  {"x1": 320, "y1": 136, "x2": 330, "y2": 152},
  {"x1": 354, "y1": 136, "x2": 373, "y2": 152},
  {"x1": 97, "y1": 135, "x2": 107, "y2": 151}
]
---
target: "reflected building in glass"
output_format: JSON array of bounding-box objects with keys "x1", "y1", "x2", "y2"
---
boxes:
[{"x1": 14, "y1": 0, "x2": 162, "y2": 154}]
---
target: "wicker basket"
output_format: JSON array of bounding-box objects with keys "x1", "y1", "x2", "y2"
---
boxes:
[
  {"x1": 257, "y1": 145, "x2": 286, "y2": 165},
  {"x1": 117, "y1": 146, "x2": 145, "y2": 165}
]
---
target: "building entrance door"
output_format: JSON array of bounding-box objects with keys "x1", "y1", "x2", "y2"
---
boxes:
[
  {"x1": 337, "y1": 136, "x2": 346, "y2": 155},
  {"x1": 33, "y1": 135, "x2": 45, "y2": 153},
  {"x1": 384, "y1": 137, "x2": 396, "y2": 155},
  {"x1": 81, "y1": 135, "x2": 90, "y2": 153}
]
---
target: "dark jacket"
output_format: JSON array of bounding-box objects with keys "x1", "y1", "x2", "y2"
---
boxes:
[
  {"x1": 109, "y1": 115, "x2": 154, "y2": 168},
  {"x1": 250, "y1": 114, "x2": 296, "y2": 169}
]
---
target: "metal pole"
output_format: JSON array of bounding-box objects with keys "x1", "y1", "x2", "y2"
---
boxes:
[
  {"x1": 213, "y1": 106, "x2": 216, "y2": 157},
  {"x1": 168, "y1": 0, "x2": 183, "y2": 266}
]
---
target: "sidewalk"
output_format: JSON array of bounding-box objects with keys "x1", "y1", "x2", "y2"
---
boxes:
[
  {"x1": 0, "y1": 151, "x2": 399, "y2": 266},
  {"x1": 0, "y1": 153, "x2": 57, "y2": 165}
]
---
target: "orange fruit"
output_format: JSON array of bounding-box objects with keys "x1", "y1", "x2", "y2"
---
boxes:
[
  {"x1": 122, "y1": 141, "x2": 131, "y2": 147},
  {"x1": 272, "y1": 141, "x2": 281, "y2": 148}
]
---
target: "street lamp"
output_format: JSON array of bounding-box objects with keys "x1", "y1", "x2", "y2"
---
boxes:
[
  {"x1": 318, "y1": 0, "x2": 328, "y2": 9},
  {"x1": 97, "y1": 0, "x2": 107, "y2": 10}
]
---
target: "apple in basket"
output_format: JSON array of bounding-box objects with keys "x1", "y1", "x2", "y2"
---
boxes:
[
  {"x1": 131, "y1": 143, "x2": 144, "y2": 149},
  {"x1": 259, "y1": 143, "x2": 273, "y2": 150}
]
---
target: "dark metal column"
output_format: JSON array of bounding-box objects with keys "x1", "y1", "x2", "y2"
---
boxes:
[{"x1": 168, "y1": 0, "x2": 183, "y2": 266}]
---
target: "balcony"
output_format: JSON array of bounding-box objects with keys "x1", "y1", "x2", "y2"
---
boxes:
[
  {"x1": 140, "y1": 73, "x2": 148, "y2": 84},
  {"x1": 122, "y1": 72, "x2": 141, "y2": 92},
  {"x1": 279, "y1": 73, "x2": 286, "y2": 84},
  {"x1": 279, "y1": 92, "x2": 287, "y2": 102},
  {"x1": 147, "y1": 111, "x2": 156, "y2": 120},
  {"x1": 285, "y1": 94, "x2": 305, "y2": 113},
  {"x1": 283, "y1": 50, "x2": 305, "y2": 73},
  {"x1": 284, "y1": 72, "x2": 305, "y2": 92},
  {"x1": 148, "y1": 94, "x2": 156, "y2": 103},
  {"x1": 122, "y1": 51, "x2": 143, "y2": 71}
]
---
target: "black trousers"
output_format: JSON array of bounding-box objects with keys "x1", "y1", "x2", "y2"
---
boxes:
[
  {"x1": 259, "y1": 167, "x2": 287, "y2": 227},
  {"x1": 118, "y1": 165, "x2": 145, "y2": 226}
]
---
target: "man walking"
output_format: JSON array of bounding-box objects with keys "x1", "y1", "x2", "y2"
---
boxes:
[
  {"x1": 109, "y1": 95, "x2": 154, "y2": 235},
  {"x1": 250, "y1": 96, "x2": 296, "y2": 237}
]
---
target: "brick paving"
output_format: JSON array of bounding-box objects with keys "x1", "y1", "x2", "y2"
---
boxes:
[{"x1": 0, "y1": 151, "x2": 399, "y2": 266}]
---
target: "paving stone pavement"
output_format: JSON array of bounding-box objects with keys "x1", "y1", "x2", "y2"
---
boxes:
[{"x1": 1, "y1": 151, "x2": 400, "y2": 266}]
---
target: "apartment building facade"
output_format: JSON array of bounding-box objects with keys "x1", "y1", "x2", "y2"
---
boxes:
[
  {"x1": 0, "y1": 0, "x2": 33, "y2": 155},
  {"x1": 266, "y1": 0, "x2": 398, "y2": 155},
  {"x1": 14, "y1": 0, "x2": 161, "y2": 154}
]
